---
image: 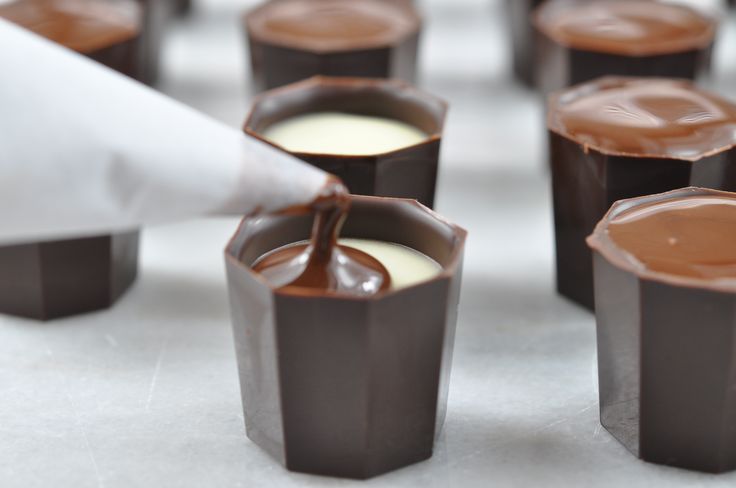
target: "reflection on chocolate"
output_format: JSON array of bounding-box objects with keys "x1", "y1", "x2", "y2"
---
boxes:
[
  {"x1": 548, "y1": 76, "x2": 736, "y2": 310},
  {"x1": 607, "y1": 196, "x2": 736, "y2": 281},
  {"x1": 532, "y1": 0, "x2": 715, "y2": 94},
  {"x1": 244, "y1": 77, "x2": 446, "y2": 208},
  {"x1": 588, "y1": 187, "x2": 736, "y2": 473},
  {"x1": 535, "y1": 0, "x2": 714, "y2": 56},
  {"x1": 0, "y1": 0, "x2": 140, "y2": 55},
  {"x1": 244, "y1": 0, "x2": 421, "y2": 91},
  {"x1": 549, "y1": 78, "x2": 736, "y2": 160},
  {"x1": 252, "y1": 179, "x2": 391, "y2": 295}
]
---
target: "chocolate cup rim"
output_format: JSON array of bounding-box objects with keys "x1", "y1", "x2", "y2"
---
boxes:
[
  {"x1": 243, "y1": 0, "x2": 422, "y2": 54},
  {"x1": 531, "y1": 0, "x2": 716, "y2": 57},
  {"x1": 224, "y1": 194, "x2": 467, "y2": 300},
  {"x1": 243, "y1": 75, "x2": 448, "y2": 160},
  {"x1": 587, "y1": 186, "x2": 736, "y2": 294},
  {"x1": 546, "y1": 76, "x2": 736, "y2": 162},
  {"x1": 0, "y1": 0, "x2": 144, "y2": 53}
]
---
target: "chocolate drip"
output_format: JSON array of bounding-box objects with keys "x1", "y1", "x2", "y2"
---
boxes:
[{"x1": 252, "y1": 178, "x2": 391, "y2": 295}]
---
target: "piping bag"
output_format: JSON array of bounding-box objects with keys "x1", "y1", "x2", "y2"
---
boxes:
[{"x1": 0, "y1": 19, "x2": 330, "y2": 245}]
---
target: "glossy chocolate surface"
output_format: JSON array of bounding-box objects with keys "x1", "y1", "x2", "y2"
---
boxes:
[
  {"x1": 0, "y1": 0, "x2": 140, "y2": 54},
  {"x1": 244, "y1": 0, "x2": 420, "y2": 91},
  {"x1": 225, "y1": 195, "x2": 466, "y2": 478},
  {"x1": 532, "y1": 1, "x2": 714, "y2": 94},
  {"x1": 245, "y1": 0, "x2": 419, "y2": 53},
  {"x1": 588, "y1": 188, "x2": 736, "y2": 473},
  {"x1": 534, "y1": 0, "x2": 714, "y2": 56},
  {"x1": 252, "y1": 179, "x2": 391, "y2": 295},
  {"x1": 245, "y1": 77, "x2": 446, "y2": 208},
  {"x1": 607, "y1": 195, "x2": 736, "y2": 281},
  {"x1": 549, "y1": 78, "x2": 736, "y2": 160},
  {"x1": 548, "y1": 77, "x2": 736, "y2": 310}
]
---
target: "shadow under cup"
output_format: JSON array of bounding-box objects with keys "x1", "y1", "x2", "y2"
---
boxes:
[{"x1": 224, "y1": 196, "x2": 466, "y2": 479}]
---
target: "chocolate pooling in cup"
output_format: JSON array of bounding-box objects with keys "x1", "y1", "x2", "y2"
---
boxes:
[
  {"x1": 606, "y1": 195, "x2": 736, "y2": 281},
  {"x1": 252, "y1": 178, "x2": 391, "y2": 295},
  {"x1": 534, "y1": 0, "x2": 715, "y2": 57},
  {"x1": 549, "y1": 77, "x2": 736, "y2": 160}
]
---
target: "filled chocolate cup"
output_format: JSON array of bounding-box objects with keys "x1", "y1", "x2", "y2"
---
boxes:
[
  {"x1": 0, "y1": 0, "x2": 142, "y2": 320},
  {"x1": 243, "y1": 0, "x2": 421, "y2": 92},
  {"x1": 548, "y1": 76, "x2": 736, "y2": 310},
  {"x1": 532, "y1": 0, "x2": 716, "y2": 94},
  {"x1": 224, "y1": 195, "x2": 466, "y2": 479},
  {"x1": 507, "y1": 0, "x2": 545, "y2": 86},
  {"x1": 0, "y1": 0, "x2": 144, "y2": 80},
  {"x1": 244, "y1": 76, "x2": 447, "y2": 209},
  {"x1": 587, "y1": 187, "x2": 736, "y2": 473}
]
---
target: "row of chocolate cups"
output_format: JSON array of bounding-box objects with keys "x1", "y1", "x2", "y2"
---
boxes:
[{"x1": 5, "y1": 0, "x2": 736, "y2": 480}]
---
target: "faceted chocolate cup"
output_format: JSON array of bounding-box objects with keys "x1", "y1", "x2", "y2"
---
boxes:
[
  {"x1": 532, "y1": 0, "x2": 716, "y2": 94},
  {"x1": 587, "y1": 187, "x2": 736, "y2": 473},
  {"x1": 244, "y1": 76, "x2": 447, "y2": 209},
  {"x1": 548, "y1": 76, "x2": 736, "y2": 311},
  {"x1": 243, "y1": 1, "x2": 421, "y2": 92},
  {"x1": 507, "y1": 0, "x2": 545, "y2": 87},
  {"x1": 224, "y1": 196, "x2": 466, "y2": 479},
  {"x1": 0, "y1": 6, "x2": 142, "y2": 321},
  {"x1": 0, "y1": 232, "x2": 139, "y2": 321}
]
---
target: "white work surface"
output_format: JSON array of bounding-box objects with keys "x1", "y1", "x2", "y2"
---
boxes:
[{"x1": 2, "y1": 1, "x2": 736, "y2": 486}]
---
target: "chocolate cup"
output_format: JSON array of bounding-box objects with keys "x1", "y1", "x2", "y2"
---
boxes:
[
  {"x1": 0, "y1": 232, "x2": 139, "y2": 321},
  {"x1": 548, "y1": 77, "x2": 736, "y2": 311},
  {"x1": 0, "y1": 5, "x2": 142, "y2": 321},
  {"x1": 243, "y1": 1, "x2": 421, "y2": 92},
  {"x1": 588, "y1": 187, "x2": 736, "y2": 473},
  {"x1": 224, "y1": 196, "x2": 466, "y2": 479},
  {"x1": 135, "y1": 0, "x2": 169, "y2": 85},
  {"x1": 244, "y1": 76, "x2": 447, "y2": 209},
  {"x1": 507, "y1": 0, "x2": 545, "y2": 86},
  {"x1": 532, "y1": 1, "x2": 715, "y2": 94}
]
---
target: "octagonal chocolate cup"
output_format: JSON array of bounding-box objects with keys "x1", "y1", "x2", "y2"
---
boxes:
[
  {"x1": 587, "y1": 187, "x2": 736, "y2": 473},
  {"x1": 507, "y1": 0, "x2": 545, "y2": 87},
  {"x1": 244, "y1": 76, "x2": 447, "y2": 209},
  {"x1": 532, "y1": 0, "x2": 716, "y2": 94},
  {"x1": 0, "y1": 232, "x2": 139, "y2": 321},
  {"x1": 224, "y1": 195, "x2": 466, "y2": 479},
  {"x1": 548, "y1": 77, "x2": 736, "y2": 311},
  {"x1": 243, "y1": 0, "x2": 421, "y2": 92},
  {"x1": 0, "y1": 0, "x2": 142, "y2": 320}
]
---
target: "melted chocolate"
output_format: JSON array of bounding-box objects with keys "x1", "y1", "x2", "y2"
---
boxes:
[
  {"x1": 549, "y1": 78, "x2": 736, "y2": 160},
  {"x1": 0, "y1": 0, "x2": 139, "y2": 54},
  {"x1": 534, "y1": 0, "x2": 714, "y2": 56},
  {"x1": 252, "y1": 179, "x2": 391, "y2": 295},
  {"x1": 245, "y1": 0, "x2": 419, "y2": 52},
  {"x1": 607, "y1": 195, "x2": 736, "y2": 281}
]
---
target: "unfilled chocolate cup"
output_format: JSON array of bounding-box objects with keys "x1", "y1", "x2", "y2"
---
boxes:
[
  {"x1": 243, "y1": 0, "x2": 421, "y2": 92},
  {"x1": 244, "y1": 76, "x2": 447, "y2": 209},
  {"x1": 224, "y1": 195, "x2": 466, "y2": 479},
  {"x1": 548, "y1": 76, "x2": 736, "y2": 310},
  {"x1": 532, "y1": 0, "x2": 716, "y2": 94},
  {"x1": 587, "y1": 187, "x2": 736, "y2": 473},
  {"x1": 0, "y1": 0, "x2": 142, "y2": 320},
  {"x1": 507, "y1": 0, "x2": 545, "y2": 86}
]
